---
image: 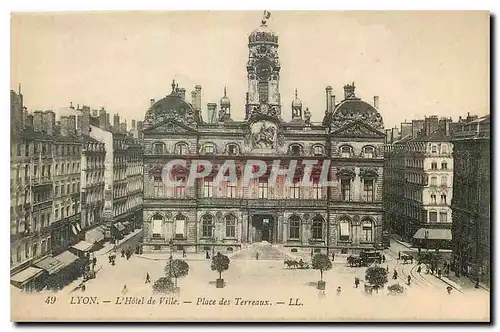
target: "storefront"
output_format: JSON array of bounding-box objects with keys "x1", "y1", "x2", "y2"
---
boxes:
[
  {"x1": 10, "y1": 266, "x2": 45, "y2": 292},
  {"x1": 34, "y1": 251, "x2": 82, "y2": 291},
  {"x1": 85, "y1": 226, "x2": 105, "y2": 250},
  {"x1": 413, "y1": 227, "x2": 452, "y2": 250},
  {"x1": 70, "y1": 240, "x2": 95, "y2": 258}
]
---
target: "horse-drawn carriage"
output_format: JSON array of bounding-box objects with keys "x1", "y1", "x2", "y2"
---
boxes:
[
  {"x1": 399, "y1": 254, "x2": 414, "y2": 264},
  {"x1": 347, "y1": 250, "x2": 382, "y2": 267}
]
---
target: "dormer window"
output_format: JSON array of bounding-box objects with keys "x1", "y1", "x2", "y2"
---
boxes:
[
  {"x1": 227, "y1": 144, "x2": 238, "y2": 156},
  {"x1": 313, "y1": 145, "x2": 324, "y2": 156},
  {"x1": 290, "y1": 144, "x2": 301, "y2": 156},
  {"x1": 363, "y1": 146, "x2": 375, "y2": 159},
  {"x1": 204, "y1": 143, "x2": 215, "y2": 154},
  {"x1": 340, "y1": 145, "x2": 352, "y2": 158}
]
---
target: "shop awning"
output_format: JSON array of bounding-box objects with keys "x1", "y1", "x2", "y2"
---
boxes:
[
  {"x1": 10, "y1": 267, "x2": 44, "y2": 287},
  {"x1": 85, "y1": 228, "x2": 105, "y2": 244},
  {"x1": 71, "y1": 240, "x2": 95, "y2": 252},
  {"x1": 71, "y1": 224, "x2": 78, "y2": 235},
  {"x1": 413, "y1": 228, "x2": 452, "y2": 241},
  {"x1": 34, "y1": 256, "x2": 65, "y2": 275},
  {"x1": 75, "y1": 223, "x2": 82, "y2": 232},
  {"x1": 55, "y1": 251, "x2": 79, "y2": 266},
  {"x1": 122, "y1": 221, "x2": 130, "y2": 227},
  {"x1": 114, "y1": 223, "x2": 125, "y2": 232}
]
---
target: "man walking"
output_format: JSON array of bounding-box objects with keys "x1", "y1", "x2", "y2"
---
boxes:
[{"x1": 145, "y1": 273, "x2": 151, "y2": 284}]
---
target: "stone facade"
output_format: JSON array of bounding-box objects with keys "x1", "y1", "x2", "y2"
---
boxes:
[{"x1": 142, "y1": 20, "x2": 385, "y2": 254}]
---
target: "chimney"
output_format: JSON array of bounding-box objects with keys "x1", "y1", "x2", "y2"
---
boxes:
[
  {"x1": 195, "y1": 85, "x2": 202, "y2": 112},
  {"x1": 33, "y1": 111, "x2": 43, "y2": 132},
  {"x1": 25, "y1": 114, "x2": 33, "y2": 129},
  {"x1": 330, "y1": 95, "x2": 336, "y2": 112},
  {"x1": 81, "y1": 107, "x2": 91, "y2": 136},
  {"x1": 113, "y1": 114, "x2": 120, "y2": 132},
  {"x1": 120, "y1": 122, "x2": 127, "y2": 133},
  {"x1": 67, "y1": 115, "x2": 77, "y2": 135},
  {"x1": 207, "y1": 103, "x2": 217, "y2": 124},
  {"x1": 42, "y1": 111, "x2": 56, "y2": 136},
  {"x1": 373, "y1": 96, "x2": 380, "y2": 109},
  {"x1": 178, "y1": 88, "x2": 186, "y2": 101},
  {"x1": 191, "y1": 91, "x2": 197, "y2": 107},
  {"x1": 150, "y1": 99, "x2": 155, "y2": 107},
  {"x1": 99, "y1": 108, "x2": 106, "y2": 129},
  {"x1": 325, "y1": 86, "x2": 332, "y2": 113},
  {"x1": 132, "y1": 120, "x2": 136, "y2": 129},
  {"x1": 60, "y1": 116, "x2": 69, "y2": 136}
]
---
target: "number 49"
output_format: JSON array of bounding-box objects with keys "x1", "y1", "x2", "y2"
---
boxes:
[{"x1": 45, "y1": 296, "x2": 56, "y2": 304}]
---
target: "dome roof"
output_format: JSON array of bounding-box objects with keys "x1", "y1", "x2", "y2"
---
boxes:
[
  {"x1": 220, "y1": 87, "x2": 231, "y2": 107},
  {"x1": 329, "y1": 83, "x2": 384, "y2": 130},
  {"x1": 249, "y1": 24, "x2": 278, "y2": 44},
  {"x1": 144, "y1": 80, "x2": 196, "y2": 126},
  {"x1": 291, "y1": 89, "x2": 302, "y2": 108}
]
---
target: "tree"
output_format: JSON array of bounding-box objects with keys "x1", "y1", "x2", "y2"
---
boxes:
[
  {"x1": 211, "y1": 252, "x2": 230, "y2": 280},
  {"x1": 417, "y1": 251, "x2": 442, "y2": 271},
  {"x1": 311, "y1": 253, "x2": 332, "y2": 281},
  {"x1": 164, "y1": 259, "x2": 190, "y2": 287},
  {"x1": 365, "y1": 265, "x2": 388, "y2": 288},
  {"x1": 152, "y1": 277, "x2": 175, "y2": 294}
]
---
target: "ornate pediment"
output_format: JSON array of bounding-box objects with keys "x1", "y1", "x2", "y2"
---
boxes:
[
  {"x1": 336, "y1": 167, "x2": 356, "y2": 180},
  {"x1": 332, "y1": 120, "x2": 384, "y2": 138},
  {"x1": 359, "y1": 167, "x2": 379, "y2": 179},
  {"x1": 144, "y1": 119, "x2": 198, "y2": 135}
]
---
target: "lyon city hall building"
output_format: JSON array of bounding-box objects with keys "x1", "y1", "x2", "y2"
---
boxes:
[{"x1": 141, "y1": 19, "x2": 386, "y2": 255}]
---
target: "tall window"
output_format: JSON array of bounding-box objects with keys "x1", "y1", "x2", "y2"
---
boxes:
[
  {"x1": 290, "y1": 181, "x2": 300, "y2": 199},
  {"x1": 258, "y1": 81, "x2": 269, "y2": 103},
  {"x1": 363, "y1": 179, "x2": 375, "y2": 202},
  {"x1": 204, "y1": 144, "x2": 215, "y2": 154},
  {"x1": 313, "y1": 145, "x2": 324, "y2": 156},
  {"x1": 153, "y1": 176, "x2": 163, "y2": 196},
  {"x1": 362, "y1": 219, "x2": 373, "y2": 242},
  {"x1": 339, "y1": 218, "x2": 350, "y2": 241},
  {"x1": 431, "y1": 161, "x2": 437, "y2": 170},
  {"x1": 430, "y1": 176, "x2": 437, "y2": 186},
  {"x1": 202, "y1": 215, "x2": 213, "y2": 237},
  {"x1": 430, "y1": 194, "x2": 437, "y2": 204},
  {"x1": 227, "y1": 181, "x2": 237, "y2": 198},
  {"x1": 431, "y1": 144, "x2": 437, "y2": 153},
  {"x1": 153, "y1": 143, "x2": 165, "y2": 155},
  {"x1": 439, "y1": 211, "x2": 448, "y2": 222},
  {"x1": 258, "y1": 180, "x2": 268, "y2": 199},
  {"x1": 176, "y1": 143, "x2": 189, "y2": 155},
  {"x1": 289, "y1": 216, "x2": 301, "y2": 240},
  {"x1": 441, "y1": 176, "x2": 447, "y2": 186},
  {"x1": 311, "y1": 217, "x2": 323, "y2": 240},
  {"x1": 225, "y1": 215, "x2": 236, "y2": 238},
  {"x1": 363, "y1": 146, "x2": 374, "y2": 159},
  {"x1": 440, "y1": 194, "x2": 447, "y2": 204},
  {"x1": 152, "y1": 215, "x2": 163, "y2": 238},
  {"x1": 175, "y1": 215, "x2": 185, "y2": 239},
  {"x1": 174, "y1": 176, "x2": 186, "y2": 197},
  {"x1": 341, "y1": 179, "x2": 351, "y2": 201},
  {"x1": 227, "y1": 144, "x2": 238, "y2": 155},
  {"x1": 340, "y1": 146, "x2": 352, "y2": 158},
  {"x1": 441, "y1": 162, "x2": 448, "y2": 170},
  {"x1": 442, "y1": 144, "x2": 448, "y2": 153},
  {"x1": 312, "y1": 182, "x2": 322, "y2": 199},
  {"x1": 429, "y1": 211, "x2": 438, "y2": 222},
  {"x1": 203, "y1": 179, "x2": 213, "y2": 197}
]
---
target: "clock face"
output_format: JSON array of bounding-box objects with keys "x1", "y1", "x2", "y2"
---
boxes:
[{"x1": 256, "y1": 62, "x2": 272, "y2": 80}]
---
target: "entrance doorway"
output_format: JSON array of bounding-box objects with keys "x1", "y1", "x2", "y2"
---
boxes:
[{"x1": 251, "y1": 215, "x2": 274, "y2": 243}]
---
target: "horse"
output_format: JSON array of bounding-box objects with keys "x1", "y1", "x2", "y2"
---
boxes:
[{"x1": 401, "y1": 255, "x2": 414, "y2": 264}]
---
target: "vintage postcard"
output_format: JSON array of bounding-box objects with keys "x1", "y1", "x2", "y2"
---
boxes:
[{"x1": 10, "y1": 10, "x2": 490, "y2": 322}]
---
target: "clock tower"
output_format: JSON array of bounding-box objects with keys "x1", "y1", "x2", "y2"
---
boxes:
[{"x1": 245, "y1": 14, "x2": 281, "y2": 120}]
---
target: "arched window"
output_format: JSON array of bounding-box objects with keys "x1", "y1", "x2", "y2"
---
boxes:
[
  {"x1": 339, "y1": 217, "x2": 350, "y2": 241},
  {"x1": 439, "y1": 210, "x2": 448, "y2": 222},
  {"x1": 441, "y1": 162, "x2": 448, "y2": 170},
  {"x1": 361, "y1": 218, "x2": 374, "y2": 242},
  {"x1": 202, "y1": 215, "x2": 213, "y2": 237},
  {"x1": 288, "y1": 216, "x2": 301, "y2": 240},
  {"x1": 363, "y1": 146, "x2": 375, "y2": 159},
  {"x1": 152, "y1": 214, "x2": 163, "y2": 238},
  {"x1": 311, "y1": 216, "x2": 324, "y2": 240},
  {"x1": 289, "y1": 144, "x2": 302, "y2": 156},
  {"x1": 225, "y1": 215, "x2": 236, "y2": 238},
  {"x1": 175, "y1": 142, "x2": 189, "y2": 155},
  {"x1": 175, "y1": 214, "x2": 186, "y2": 239},
  {"x1": 227, "y1": 144, "x2": 239, "y2": 156},
  {"x1": 153, "y1": 142, "x2": 166, "y2": 155},
  {"x1": 340, "y1": 145, "x2": 352, "y2": 158},
  {"x1": 431, "y1": 161, "x2": 438, "y2": 170},
  {"x1": 440, "y1": 194, "x2": 447, "y2": 204},
  {"x1": 204, "y1": 143, "x2": 215, "y2": 154},
  {"x1": 313, "y1": 145, "x2": 324, "y2": 156}
]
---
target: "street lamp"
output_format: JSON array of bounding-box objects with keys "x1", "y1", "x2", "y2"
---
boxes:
[
  {"x1": 168, "y1": 239, "x2": 173, "y2": 279},
  {"x1": 211, "y1": 224, "x2": 216, "y2": 256}
]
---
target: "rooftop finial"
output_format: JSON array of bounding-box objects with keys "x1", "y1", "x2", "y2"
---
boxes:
[
  {"x1": 171, "y1": 79, "x2": 176, "y2": 92},
  {"x1": 295, "y1": 88, "x2": 298, "y2": 99},
  {"x1": 224, "y1": 86, "x2": 227, "y2": 97},
  {"x1": 261, "y1": 10, "x2": 271, "y2": 26},
  {"x1": 18, "y1": 83, "x2": 21, "y2": 95}
]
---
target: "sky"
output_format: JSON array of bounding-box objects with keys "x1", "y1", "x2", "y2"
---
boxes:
[{"x1": 11, "y1": 11, "x2": 490, "y2": 129}]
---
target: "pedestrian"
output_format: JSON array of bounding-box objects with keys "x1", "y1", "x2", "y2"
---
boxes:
[
  {"x1": 183, "y1": 249, "x2": 186, "y2": 258},
  {"x1": 447, "y1": 286, "x2": 453, "y2": 294},
  {"x1": 122, "y1": 285, "x2": 128, "y2": 294},
  {"x1": 354, "y1": 277, "x2": 359, "y2": 288},
  {"x1": 386, "y1": 266, "x2": 389, "y2": 272},
  {"x1": 206, "y1": 251, "x2": 210, "y2": 259},
  {"x1": 398, "y1": 251, "x2": 401, "y2": 260},
  {"x1": 393, "y1": 270, "x2": 398, "y2": 280},
  {"x1": 407, "y1": 275, "x2": 411, "y2": 285},
  {"x1": 256, "y1": 252, "x2": 259, "y2": 260},
  {"x1": 331, "y1": 252, "x2": 335, "y2": 262},
  {"x1": 81, "y1": 284, "x2": 86, "y2": 292},
  {"x1": 310, "y1": 249, "x2": 314, "y2": 259},
  {"x1": 336, "y1": 286, "x2": 342, "y2": 295},
  {"x1": 417, "y1": 266, "x2": 422, "y2": 274},
  {"x1": 382, "y1": 254, "x2": 386, "y2": 263},
  {"x1": 121, "y1": 249, "x2": 125, "y2": 257},
  {"x1": 92, "y1": 257, "x2": 97, "y2": 266},
  {"x1": 145, "y1": 273, "x2": 151, "y2": 284},
  {"x1": 438, "y1": 269, "x2": 442, "y2": 279}
]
